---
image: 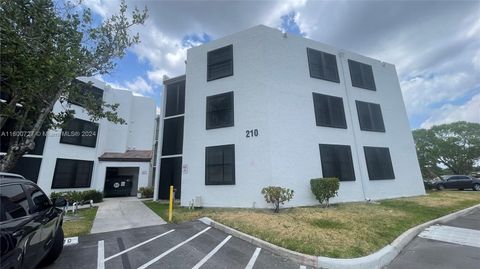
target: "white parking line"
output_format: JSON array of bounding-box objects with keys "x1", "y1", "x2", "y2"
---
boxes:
[
  {"x1": 418, "y1": 225, "x2": 480, "y2": 248},
  {"x1": 97, "y1": 240, "x2": 104, "y2": 269},
  {"x1": 245, "y1": 247, "x2": 261, "y2": 269},
  {"x1": 191, "y1": 235, "x2": 232, "y2": 269},
  {"x1": 104, "y1": 229, "x2": 175, "y2": 262},
  {"x1": 137, "y1": 227, "x2": 212, "y2": 269}
]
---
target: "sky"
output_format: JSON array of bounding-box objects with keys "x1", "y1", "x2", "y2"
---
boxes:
[{"x1": 82, "y1": 0, "x2": 480, "y2": 129}]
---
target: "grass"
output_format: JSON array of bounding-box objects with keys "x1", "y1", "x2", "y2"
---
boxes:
[
  {"x1": 62, "y1": 207, "x2": 98, "y2": 237},
  {"x1": 144, "y1": 191, "x2": 479, "y2": 258}
]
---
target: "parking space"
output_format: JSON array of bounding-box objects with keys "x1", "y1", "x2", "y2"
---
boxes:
[{"x1": 45, "y1": 221, "x2": 304, "y2": 269}]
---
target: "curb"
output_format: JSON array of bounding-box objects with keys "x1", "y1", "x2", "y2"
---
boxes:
[{"x1": 199, "y1": 203, "x2": 480, "y2": 269}]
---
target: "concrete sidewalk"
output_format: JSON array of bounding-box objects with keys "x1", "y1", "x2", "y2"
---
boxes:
[{"x1": 90, "y1": 197, "x2": 166, "y2": 234}]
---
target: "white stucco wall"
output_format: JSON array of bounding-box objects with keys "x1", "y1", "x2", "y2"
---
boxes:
[
  {"x1": 35, "y1": 78, "x2": 156, "y2": 196},
  {"x1": 179, "y1": 25, "x2": 425, "y2": 208}
]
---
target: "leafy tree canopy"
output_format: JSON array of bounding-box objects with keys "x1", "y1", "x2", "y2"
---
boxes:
[
  {"x1": 0, "y1": 0, "x2": 148, "y2": 171},
  {"x1": 412, "y1": 121, "x2": 480, "y2": 179}
]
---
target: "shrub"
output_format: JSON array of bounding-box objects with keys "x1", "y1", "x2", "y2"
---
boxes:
[
  {"x1": 139, "y1": 187, "x2": 154, "y2": 198},
  {"x1": 310, "y1": 178, "x2": 340, "y2": 207},
  {"x1": 50, "y1": 190, "x2": 103, "y2": 203},
  {"x1": 82, "y1": 190, "x2": 104, "y2": 203},
  {"x1": 261, "y1": 186, "x2": 294, "y2": 213}
]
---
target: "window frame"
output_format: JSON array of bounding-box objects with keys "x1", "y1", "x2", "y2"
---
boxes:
[
  {"x1": 363, "y1": 146, "x2": 395, "y2": 180},
  {"x1": 207, "y1": 45, "x2": 234, "y2": 81},
  {"x1": 60, "y1": 118, "x2": 99, "y2": 148},
  {"x1": 205, "y1": 144, "x2": 235, "y2": 185},
  {"x1": 206, "y1": 91, "x2": 234, "y2": 130},
  {"x1": 312, "y1": 93, "x2": 347, "y2": 129},
  {"x1": 307, "y1": 48, "x2": 340, "y2": 83},
  {"x1": 348, "y1": 59, "x2": 376, "y2": 91},
  {"x1": 319, "y1": 144, "x2": 356, "y2": 181},
  {"x1": 355, "y1": 100, "x2": 385, "y2": 132},
  {"x1": 51, "y1": 158, "x2": 94, "y2": 189}
]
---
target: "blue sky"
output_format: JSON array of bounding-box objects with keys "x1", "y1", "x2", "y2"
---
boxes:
[{"x1": 84, "y1": 0, "x2": 480, "y2": 129}]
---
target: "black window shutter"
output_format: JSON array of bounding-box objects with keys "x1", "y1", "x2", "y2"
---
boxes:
[
  {"x1": 349, "y1": 60, "x2": 376, "y2": 91},
  {"x1": 313, "y1": 93, "x2": 347, "y2": 129},
  {"x1": 307, "y1": 48, "x2": 340, "y2": 83},
  {"x1": 364, "y1": 147, "x2": 395, "y2": 180},
  {"x1": 206, "y1": 92, "x2": 234, "y2": 129},
  {"x1": 207, "y1": 45, "x2": 233, "y2": 81},
  {"x1": 319, "y1": 144, "x2": 355, "y2": 181}
]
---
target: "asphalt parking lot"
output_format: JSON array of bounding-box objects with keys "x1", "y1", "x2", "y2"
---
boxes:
[
  {"x1": 44, "y1": 221, "x2": 304, "y2": 269},
  {"x1": 385, "y1": 207, "x2": 480, "y2": 269}
]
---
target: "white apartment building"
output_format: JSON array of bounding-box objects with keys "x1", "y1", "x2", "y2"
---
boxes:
[
  {"x1": 2, "y1": 77, "x2": 157, "y2": 197},
  {"x1": 155, "y1": 25, "x2": 425, "y2": 208}
]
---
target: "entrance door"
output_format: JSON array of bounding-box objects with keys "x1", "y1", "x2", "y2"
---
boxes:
[{"x1": 159, "y1": 157, "x2": 182, "y2": 200}]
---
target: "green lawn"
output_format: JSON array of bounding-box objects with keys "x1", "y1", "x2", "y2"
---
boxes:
[
  {"x1": 144, "y1": 191, "x2": 480, "y2": 258},
  {"x1": 62, "y1": 207, "x2": 98, "y2": 237}
]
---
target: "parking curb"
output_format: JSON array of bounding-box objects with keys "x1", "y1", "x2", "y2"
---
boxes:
[{"x1": 199, "y1": 203, "x2": 480, "y2": 269}]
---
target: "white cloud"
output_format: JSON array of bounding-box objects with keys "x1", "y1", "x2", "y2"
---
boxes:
[
  {"x1": 421, "y1": 93, "x2": 480, "y2": 128},
  {"x1": 147, "y1": 69, "x2": 171, "y2": 86},
  {"x1": 124, "y1": 76, "x2": 154, "y2": 95},
  {"x1": 401, "y1": 72, "x2": 475, "y2": 115}
]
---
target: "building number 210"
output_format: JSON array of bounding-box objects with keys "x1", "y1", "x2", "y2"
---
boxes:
[{"x1": 246, "y1": 129, "x2": 259, "y2": 138}]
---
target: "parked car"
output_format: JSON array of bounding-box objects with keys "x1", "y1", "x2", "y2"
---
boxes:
[
  {"x1": 0, "y1": 173, "x2": 66, "y2": 269},
  {"x1": 435, "y1": 175, "x2": 480, "y2": 191}
]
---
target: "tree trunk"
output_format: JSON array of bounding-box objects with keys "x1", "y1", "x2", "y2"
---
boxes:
[{"x1": 0, "y1": 91, "x2": 60, "y2": 172}]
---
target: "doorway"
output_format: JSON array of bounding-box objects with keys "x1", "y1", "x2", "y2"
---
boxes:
[
  {"x1": 159, "y1": 157, "x2": 182, "y2": 200},
  {"x1": 104, "y1": 167, "x2": 139, "y2": 197}
]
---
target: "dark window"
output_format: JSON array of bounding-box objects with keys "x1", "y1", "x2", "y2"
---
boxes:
[
  {"x1": 356, "y1": 101, "x2": 385, "y2": 132},
  {"x1": 9, "y1": 157, "x2": 42, "y2": 183},
  {"x1": 319, "y1": 144, "x2": 355, "y2": 181},
  {"x1": 165, "y1": 81, "x2": 185, "y2": 117},
  {"x1": 159, "y1": 157, "x2": 182, "y2": 199},
  {"x1": 24, "y1": 184, "x2": 51, "y2": 213},
  {"x1": 307, "y1": 48, "x2": 340, "y2": 83},
  {"x1": 348, "y1": 60, "x2": 376, "y2": 90},
  {"x1": 207, "y1": 45, "x2": 233, "y2": 81},
  {"x1": 0, "y1": 184, "x2": 29, "y2": 221},
  {"x1": 0, "y1": 119, "x2": 46, "y2": 155},
  {"x1": 205, "y1": 144, "x2": 235, "y2": 185},
  {"x1": 364, "y1": 147, "x2": 395, "y2": 180},
  {"x1": 206, "y1": 92, "x2": 234, "y2": 129},
  {"x1": 69, "y1": 81, "x2": 104, "y2": 107},
  {"x1": 312, "y1": 93, "x2": 347, "y2": 129},
  {"x1": 52, "y1": 159, "x2": 94, "y2": 188},
  {"x1": 161, "y1": 117, "x2": 184, "y2": 156},
  {"x1": 60, "y1": 118, "x2": 99, "y2": 147}
]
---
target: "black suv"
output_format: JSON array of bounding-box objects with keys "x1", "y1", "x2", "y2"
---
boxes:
[{"x1": 1, "y1": 173, "x2": 66, "y2": 269}]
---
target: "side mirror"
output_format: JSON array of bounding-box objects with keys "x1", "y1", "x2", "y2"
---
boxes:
[{"x1": 53, "y1": 197, "x2": 67, "y2": 207}]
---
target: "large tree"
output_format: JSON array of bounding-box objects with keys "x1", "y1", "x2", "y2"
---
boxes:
[
  {"x1": 0, "y1": 0, "x2": 148, "y2": 171},
  {"x1": 412, "y1": 121, "x2": 480, "y2": 178}
]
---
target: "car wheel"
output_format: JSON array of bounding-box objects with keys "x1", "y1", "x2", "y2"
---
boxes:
[
  {"x1": 437, "y1": 184, "x2": 445, "y2": 191},
  {"x1": 473, "y1": 184, "x2": 480, "y2": 191},
  {"x1": 39, "y1": 227, "x2": 64, "y2": 266}
]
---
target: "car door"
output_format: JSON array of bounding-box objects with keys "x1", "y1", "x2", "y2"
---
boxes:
[
  {"x1": 446, "y1": 176, "x2": 461, "y2": 188},
  {"x1": 23, "y1": 184, "x2": 58, "y2": 258},
  {"x1": 457, "y1": 176, "x2": 472, "y2": 189},
  {"x1": 0, "y1": 184, "x2": 43, "y2": 269}
]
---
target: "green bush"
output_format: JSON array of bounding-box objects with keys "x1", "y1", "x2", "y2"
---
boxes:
[
  {"x1": 139, "y1": 187, "x2": 154, "y2": 198},
  {"x1": 310, "y1": 178, "x2": 340, "y2": 207},
  {"x1": 261, "y1": 186, "x2": 294, "y2": 213},
  {"x1": 50, "y1": 190, "x2": 103, "y2": 203},
  {"x1": 82, "y1": 190, "x2": 104, "y2": 203}
]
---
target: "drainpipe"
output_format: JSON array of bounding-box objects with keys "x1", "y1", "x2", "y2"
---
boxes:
[{"x1": 338, "y1": 51, "x2": 368, "y2": 201}]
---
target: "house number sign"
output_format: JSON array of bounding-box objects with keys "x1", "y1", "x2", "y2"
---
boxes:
[{"x1": 246, "y1": 129, "x2": 259, "y2": 138}]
